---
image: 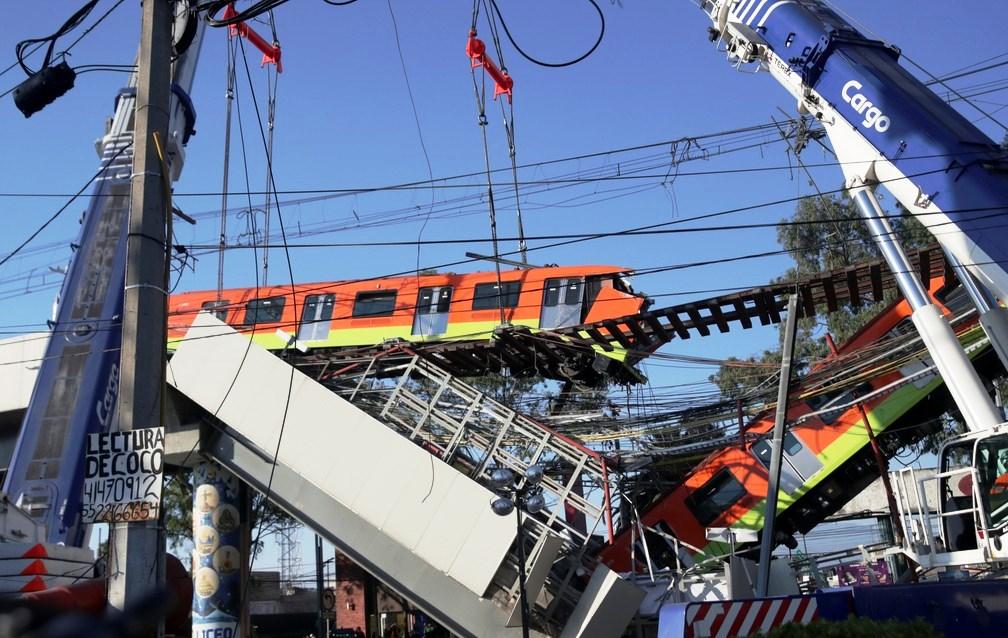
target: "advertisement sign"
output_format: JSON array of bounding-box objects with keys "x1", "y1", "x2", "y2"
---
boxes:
[{"x1": 81, "y1": 427, "x2": 164, "y2": 523}]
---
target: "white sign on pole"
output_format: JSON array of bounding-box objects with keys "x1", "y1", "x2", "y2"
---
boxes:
[{"x1": 82, "y1": 427, "x2": 164, "y2": 523}]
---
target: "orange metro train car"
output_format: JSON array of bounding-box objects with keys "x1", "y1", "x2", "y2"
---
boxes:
[
  {"x1": 599, "y1": 277, "x2": 991, "y2": 571},
  {"x1": 168, "y1": 264, "x2": 649, "y2": 357}
]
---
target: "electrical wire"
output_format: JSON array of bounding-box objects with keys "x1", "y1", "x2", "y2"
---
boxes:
[
  {"x1": 925, "y1": 60, "x2": 1008, "y2": 87},
  {"x1": 821, "y1": 0, "x2": 1008, "y2": 134},
  {"x1": 179, "y1": 204, "x2": 1008, "y2": 251},
  {"x1": 200, "y1": 0, "x2": 290, "y2": 27},
  {"x1": 11, "y1": 119, "x2": 978, "y2": 200},
  {"x1": 384, "y1": 0, "x2": 436, "y2": 277},
  {"x1": 487, "y1": 0, "x2": 605, "y2": 68},
  {"x1": 0, "y1": 142, "x2": 131, "y2": 268},
  {"x1": 15, "y1": 0, "x2": 99, "y2": 76},
  {"x1": 234, "y1": 33, "x2": 304, "y2": 593}
]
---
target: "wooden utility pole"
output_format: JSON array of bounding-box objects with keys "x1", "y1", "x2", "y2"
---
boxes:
[
  {"x1": 756, "y1": 292, "x2": 799, "y2": 598},
  {"x1": 108, "y1": 0, "x2": 171, "y2": 622}
]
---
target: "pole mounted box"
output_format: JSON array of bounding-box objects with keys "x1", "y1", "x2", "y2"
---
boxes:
[{"x1": 13, "y1": 62, "x2": 76, "y2": 118}]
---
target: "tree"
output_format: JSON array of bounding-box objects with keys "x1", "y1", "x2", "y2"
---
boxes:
[
  {"x1": 710, "y1": 190, "x2": 932, "y2": 399},
  {"x1": 162, "y1": 467, "x2": 296, "y2": 557}
]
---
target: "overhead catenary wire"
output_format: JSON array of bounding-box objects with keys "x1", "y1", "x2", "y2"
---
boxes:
[
  {"x1": 6, "y1": 137, "x2": 1006, "y2": 202},
  {"x1": 179, "y1": 203, "x2": 1008, "y2": 252},
  {"x1": 0, "y1": 142, "x2": 132, "y2": 268}
]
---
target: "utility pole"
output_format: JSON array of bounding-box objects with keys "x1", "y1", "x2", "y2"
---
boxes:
[
  {"x1": 316, "y1": 535, "x2": 326, "y2": 638},
  {"x1": 756, "y1": 292, "x2": 799, "y2": 598},
  {"x1": 108, "y1": 0, "x2": 171, "y2": 623}
]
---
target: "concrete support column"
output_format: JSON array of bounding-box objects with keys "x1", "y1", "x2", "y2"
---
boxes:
[{"x1": 192, "y1": 461, "x2": 245, "y2": 638}]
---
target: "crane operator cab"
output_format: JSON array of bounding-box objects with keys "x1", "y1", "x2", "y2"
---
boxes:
[{"x1": 896, "y1": 425, "x2": 1008, "y2": 568}]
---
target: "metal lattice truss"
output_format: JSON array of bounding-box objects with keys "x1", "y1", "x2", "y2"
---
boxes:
[{"x1": 301, "y1": 352, "x2": 616, "y2": 632}]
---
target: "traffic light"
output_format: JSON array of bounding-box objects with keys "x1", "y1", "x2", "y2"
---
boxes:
[{"x1": 12, "y1": 62, "x2": 77, "y2": 118}]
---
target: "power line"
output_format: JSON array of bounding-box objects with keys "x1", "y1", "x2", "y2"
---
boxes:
[
  {"x1": 487, "y1": 0, "x2": 604, "y2": 68},
  {"x1": 180, "y1": 205, "x2": 1008, "y2": 251},
  {"x1": 2, "y1": 144, "x2": 1003, "y2": 201},
  {"x1": 0, "y1": 0, "x2": 128, "y2": 100},
  {"x1": 0, "y1": 143, "x2": 131, "y2": 268},
  {"x1": 0, "y1": 120, "x2": 791, "y2": 198},
  {"x1": 925, "y1": 60, "x2": 1008, "y2": 86}
]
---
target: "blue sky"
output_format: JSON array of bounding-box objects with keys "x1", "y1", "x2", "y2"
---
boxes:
[
  {"x1": 1, "y1": 1, "x2": 1006, "y2": 374},
  {"x1": 2, "y1": 1, "x2": 1008, "y2": 566}
]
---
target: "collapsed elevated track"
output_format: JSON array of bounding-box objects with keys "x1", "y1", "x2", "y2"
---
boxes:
[{"x1": 283, "y1": 245, "x2": 955, "y2": 386}]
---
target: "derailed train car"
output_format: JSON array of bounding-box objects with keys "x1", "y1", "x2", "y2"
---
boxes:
[{"x1": 601, "y1": 277, "x2": 994, "y2": 570}]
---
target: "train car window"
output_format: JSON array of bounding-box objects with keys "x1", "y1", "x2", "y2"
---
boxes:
[
  {"x1": 543, "y1": 279, "x2": 582, "y2": 307},
  {"x1": 200, "y1": 299, "x2": 231, "y2": 322},
  {"x1": 685, "y1": 469, "x2": 746, "y2": 526},
  {"x1": 243, "y1": 296, "x2": 285, "y2": 325},
  {"x1": 415, "y1": 287, "x2": 452, "y2": 313},
  {"x1": 751, "y1": 439, "x2": 771, "y2": 469},
  {"x1": 585, "y1": 277, "x2": 604, "y2": 306},
  {"x1": 934, "y1": 284, "x2": 972, "y2": 316},
  {"x1": 353, "y1": 291, "x2": 397, "y2": 317},
  {"x1": 565, "y1": 280, "x2": 583, "y2": 305},
  {"x1": 751, "y1": 434, "x2": 805, "y2": 464},
  {"x1": 299, "y1": 294, "x2": 336, "y2": 341},
  {"x1": 783, "y1": 432, "x2": 803, "y2": 455},
  {"x1": 438, "y1": 288, "x2": 452, "y2": 312},
  {"x1": 472, "y1": 281, "x2": 521, "y2": 310},
  {"x1": 543, "y1": 280, "x2": 562, "y2": 307},
  {"x1": 805, "y1": 382, "x2": 872, "y2": 425}
]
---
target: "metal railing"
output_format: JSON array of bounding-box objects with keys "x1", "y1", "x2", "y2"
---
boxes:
[
  {"x1": 299, "y1": 351, "x2": 617, "y2": 633},
  {"x1": 891, "y1": 465, "x2": 1006, "y2": 563}
]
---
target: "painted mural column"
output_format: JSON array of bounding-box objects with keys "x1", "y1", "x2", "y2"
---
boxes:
[{"x1": 192, "y1": 461, "x2": 245, "y2": 638}]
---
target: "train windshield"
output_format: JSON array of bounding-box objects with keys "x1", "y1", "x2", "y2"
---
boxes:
[
  {"x1": 685, "y1": 469, "x2": 746, "y2": 526},
  {"x1": 615, "y1": 275, "x2": 635, "y2": 295}
]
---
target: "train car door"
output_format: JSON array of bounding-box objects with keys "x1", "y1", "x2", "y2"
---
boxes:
[
  {"x1": 298, "y1": 293, "x2": 335, "y2": 341},
  {"x1": 750, "y1": 432, "x2": 822, "y2": 494},
  {"x1": 540, "y1": 277, "x2": 584, "y2": 329},
  {"x1": 751, "y1": 437, "x2": 804, "y2": 494},
  {"x1": 412, "y1": 286, "x2": 452, "y2": 338},
  {"x1": 780, "y1": 431, "x2": 823, "y2": 481}
]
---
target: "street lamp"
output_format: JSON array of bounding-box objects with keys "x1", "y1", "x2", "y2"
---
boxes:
[{"x1": 490, "y1": 464, "x2": 546, "y2": 638}]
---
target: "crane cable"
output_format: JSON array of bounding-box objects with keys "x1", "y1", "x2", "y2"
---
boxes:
[
  {"x1": 260, "y1": 12, "x2": 280, "y2": 286},
  {"x1": 217, "y1": 36, "x2": 237, "y2": 302},
  {"x1": 483, "y1": 0, "x2": 529, "y2": 264},
  {"x1": 470, "y1": 3, "x2": 507, "y2": 325}
]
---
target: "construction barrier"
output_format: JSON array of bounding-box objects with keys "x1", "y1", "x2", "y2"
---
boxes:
[{"x1": 659, "y1": 591, "x2": 853, "y2": 638}]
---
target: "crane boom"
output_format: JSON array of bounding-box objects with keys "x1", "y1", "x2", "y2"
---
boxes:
[
  {"x1": 698, "y1": 0, "x2": 1008, "y2": 432},
  {"x1": 2, "y1": 21, "x2": 205, "y2": 547},
  {"x1": 700, "y1": 0, "x2": 1008, "y2": 299}
]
